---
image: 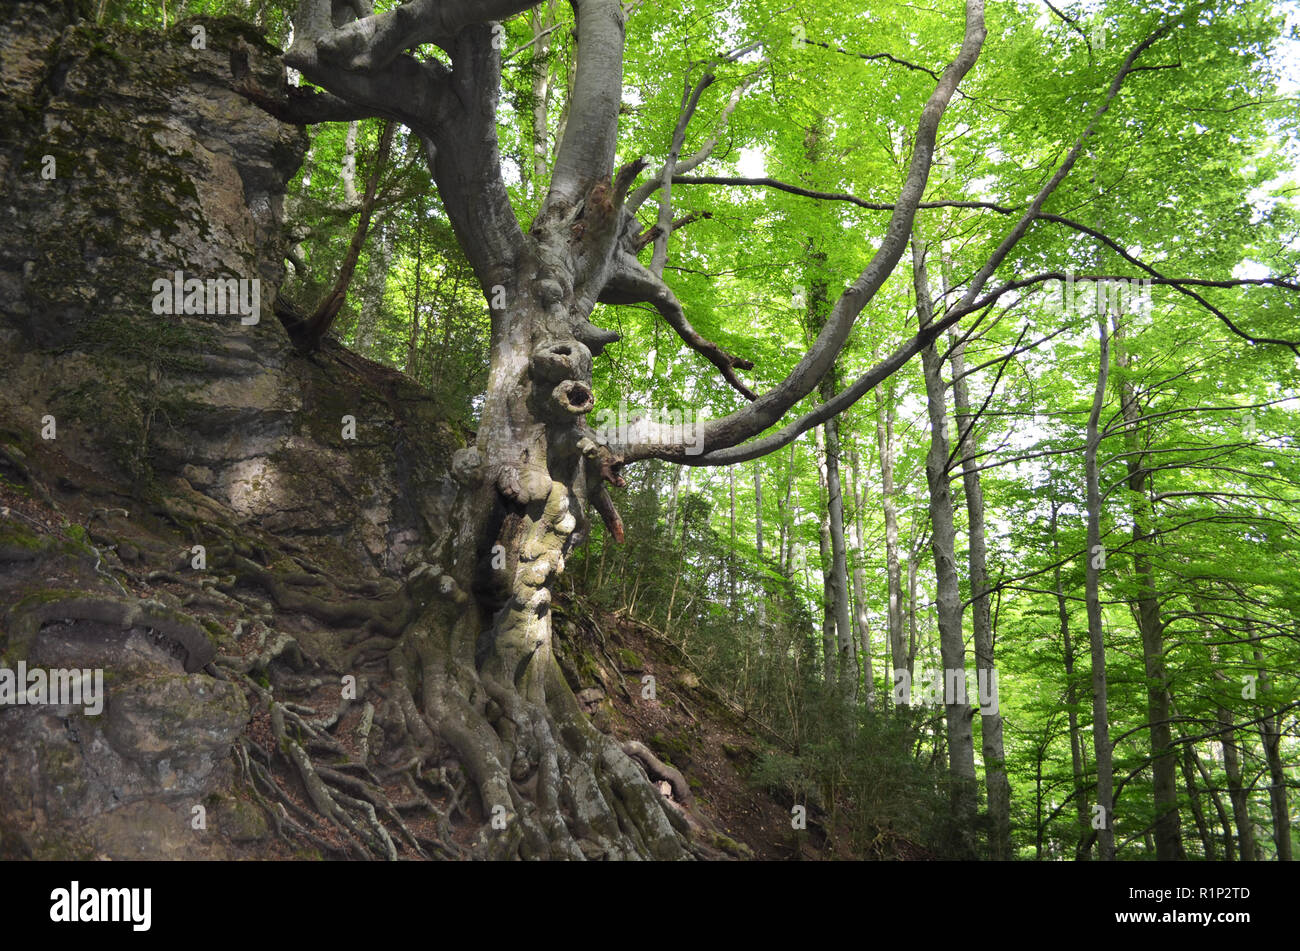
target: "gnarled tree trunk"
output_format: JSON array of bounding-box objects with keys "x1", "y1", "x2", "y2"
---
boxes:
[{"x1": 245, "y1": 0, "x2": 988, "y2": 859}]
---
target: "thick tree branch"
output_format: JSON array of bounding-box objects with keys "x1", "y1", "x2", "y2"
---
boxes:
[
  {"x1": 284, "y1": 1, "x2": 524, "y2": 289},
  {"x1": 285, "y1": 2, "x2": 455, "y2": 129},
  {"x1": 600, "y1": 253, "x2": 756, "y2": 400},
  {"x1": 313, "y1": 0, "x2": 543, "y2": 72},
  {"x1": 232, "y1": 33, "x2": 383, "y2": 123},
  {"x1": 427, "y1": 24, "x2": 528, "y2": 291},
  {"x1": 542, "y1": 0, "x2": 626, "y2": 214},
  {"x1": 618, "y1": 0, "x2": 989, "y2": 463}
]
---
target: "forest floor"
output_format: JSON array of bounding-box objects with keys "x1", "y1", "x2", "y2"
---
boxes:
[{"x1": 551, "y1": 596, "x2": 842, "y2": 860}]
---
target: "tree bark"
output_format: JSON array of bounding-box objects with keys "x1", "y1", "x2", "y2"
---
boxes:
[
  {"x1": 1211, "y1": 645, "x2": 1256, "y2": 861},
  {"x1": 1084, "y1": 311, "x2": 1116, "y2": 861},
  {"x1": 947, "y1": 324, "x2": 1011, "y2": 860},
  {"x1": 1253, "y1": 623, "x2": 1292, "y2": 860},
  {"x1": 912, "y1": 235, "x2": 977, "y2": 850},
  {"x1": 1111, "y1": 313, "x2": 1184, "y2": 860},
  {"x1": 1052, "y1": 500, "x2": 1090, "y2": 859},
  {"x1": 849, "y1": 451, "x2": 873, "y2": 708},
  {"x1": 875, "y1": 385, "x2": 907, "y2": 706}
]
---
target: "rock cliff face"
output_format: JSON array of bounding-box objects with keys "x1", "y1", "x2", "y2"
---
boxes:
[{"x1": 0, "y1": 2, "x2": 462, "y2": 858}]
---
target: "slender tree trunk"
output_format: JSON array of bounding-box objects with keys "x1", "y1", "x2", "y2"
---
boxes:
[
  {"x1": 729, "y1": 464, "x2": 737, "y2": 616},
  {"x1": 907, "y1": 531, "x2": 921, "y2": 691},
  {"x1": 776, "y1": 478, "x2": 787, "y2": 574},
  {"x1": 815, "y1": 427, "x2": 836, "y2": 687},
  {"x1": 1085, "y1": 311, "x2": 1116, "y2": 861},
  {"x1": 849, "y1": 452, "x2": 873, "y2": 708},
  {"x1": 342, "y1": 120, "x2": 360, "y2": 205},
  {"x1": 405, "y1": 193, "x2": 423, "y2": 374},
  {"x1": 679, "y1": 467, "x2": 692, "y2": 548},
  {"x1": 1261, "y1": 717, "x2": 1291, "y2": 859},
  {"x1": 666, "y1": 463, "x2": 680, "y2": 537},
  {"x1": 1179, "y1": 744, "x2": 1217, "y2": 859},
  {"x1": 1111, "y1": 313, "x2": 1184, "y2": 860},
  {"x1": 947, "y1": 326, "x2": 1011, "y2": 859},
  {"x1": 782, "y1": 442, "x2": 796, "y2": 576},
  {"x1": 1211, "y1": 645, "x2": 1256, "y2": 861},
  {"x1": 1034, "y1": 737, "x2": 1047, "y2": 860},
  {"x1": 824, "y1": 414, "x2": 855, "y2": 701},
  {"x1": 1188, "y1": 741, "x2": 1238, "y2": 861},
  {"x1": 529, "y1": 0, "x2": 557, "y2": 195},
  {"x1": 875, "y1": 385, "x2": 906, "y2": 706},
  {"x1": 1253, "y1": 623, "x2": 1292, "y2": 860},
  {"x1": 911, "y1": 236, "x2": 976, "y2": 849},
  {"x1": 1052, "y1": 501, "x2": 1090, "y2": 859},
  {"x1": 820, "y1": 518, "x2": 836, "y2": 688},
  {"x1": 754, "y1": 462, "x2": 767, "y2": 629}
]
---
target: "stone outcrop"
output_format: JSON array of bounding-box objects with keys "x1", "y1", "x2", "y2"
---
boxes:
[{"x1": 0, "y1": 2, "x2": 463, "y2": 859}]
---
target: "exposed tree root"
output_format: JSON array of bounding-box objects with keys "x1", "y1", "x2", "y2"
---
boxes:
[
  {"x1": 215, "y1": 660, "x2": 434, "y2": 860},
  {"x1": 621, "y1": 740, "x2": 695, "y2": 808},
  {"x1": 375, "y1": 564, "x2": 693, "y2": 859},
  {"x1": 5, "y1": 591, "x2": 215, "y2": 671},
  {"x1": 127, "y1": 464, "x2": 713, "y2": 861},
  {"x1": 8, "y1": 494, "x2": 712, "y2": 862},
  {"x1": 222, "y1": 554, "x2": 410, "y2": 635},
  {"x1": 213, "y1": 640, "x2": 687, "y2": 861}
]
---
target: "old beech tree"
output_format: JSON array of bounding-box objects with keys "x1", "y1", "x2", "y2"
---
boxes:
[{"x1": 233, "y1": 0, "x2": 1294, "y2": 859}]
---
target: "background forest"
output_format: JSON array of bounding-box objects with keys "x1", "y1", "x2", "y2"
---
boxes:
[{"x1": 88, "y1": 0, "x2": 1299, "y2": 860}]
